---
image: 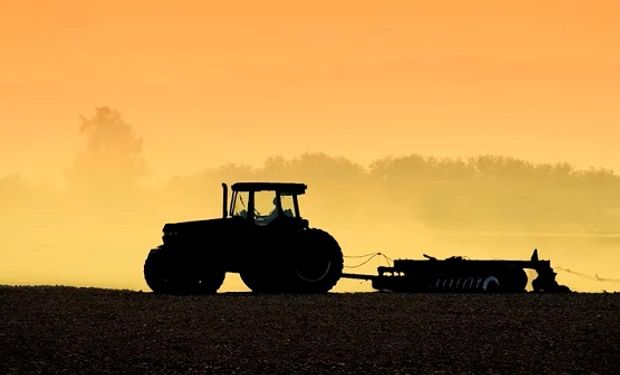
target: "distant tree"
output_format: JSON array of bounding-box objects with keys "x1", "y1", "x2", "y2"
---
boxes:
[{"x1": 69, "y1": 107, "x2": 147, "y2": 194}]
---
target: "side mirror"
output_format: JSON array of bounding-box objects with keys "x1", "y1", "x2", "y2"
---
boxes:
[{"x1": 222, "y1": 183, "x2": 228, "y2": 218}]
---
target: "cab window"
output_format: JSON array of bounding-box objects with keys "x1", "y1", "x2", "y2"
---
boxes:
[
  {"x1": 254, "y1": 191, "x2": 278, "y2": 225},
  {"x1": 280, "y1": 194, "x2": 296, "y2": 218},
  {"x1": 231, "y1": 191, "x2": 249, "y2": 219}
]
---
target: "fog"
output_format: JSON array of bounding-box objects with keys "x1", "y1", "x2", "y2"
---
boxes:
[{"x1": 1, "y1": 108, "x2": 618, "y2": 292}]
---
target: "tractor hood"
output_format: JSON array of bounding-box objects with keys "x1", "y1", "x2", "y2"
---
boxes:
[{"x1": 162, "y1": 218, "x2": 227, "y2": 235}]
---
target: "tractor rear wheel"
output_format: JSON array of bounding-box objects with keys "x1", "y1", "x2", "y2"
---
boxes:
[
  {"x1": 240, "y1": 229, "x2": 343, "y2": 294},
  {"x1": 291, "y1": 228, "x2": 343, "y2": 293}
]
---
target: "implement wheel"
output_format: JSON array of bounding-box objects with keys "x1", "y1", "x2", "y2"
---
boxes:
[{"x1": 498, "y1": 267, "x2": 528, "y2": 292}]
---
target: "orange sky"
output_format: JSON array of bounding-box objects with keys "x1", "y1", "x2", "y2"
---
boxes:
[
  {"x1": 1, "y1": 1, "x2": 620, "y2": 292},
  {"x1": 1, "y1": 0, "x2": 619, "y2": 181}
]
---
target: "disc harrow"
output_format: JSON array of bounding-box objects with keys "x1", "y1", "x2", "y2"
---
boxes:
[{"x1": 342, "y1": 249, "x2": 570, "y2": 293}]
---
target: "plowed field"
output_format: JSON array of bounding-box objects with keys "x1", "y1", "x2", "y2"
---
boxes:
[{"x1": 1, "y1": 286, "x2": 617, "y2": 374}]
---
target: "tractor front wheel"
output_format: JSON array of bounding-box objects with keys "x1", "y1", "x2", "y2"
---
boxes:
[
  {"x1": 189, "y1": 269, "x2": 226, "y2": 294},
  {"x1": 145, "y1": 247, "x2": 225, "y2": 294},
  {"x1": 240, "y1": 269, "x2": 280, "y2": 293},
  {"x1": 144, "y1": 247, "x2": 176, "y2": 294}
]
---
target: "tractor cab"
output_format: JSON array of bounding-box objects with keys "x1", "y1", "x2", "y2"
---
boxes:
[{"x1": 224, "y1": 182, "x2": 307, "y2": 227}]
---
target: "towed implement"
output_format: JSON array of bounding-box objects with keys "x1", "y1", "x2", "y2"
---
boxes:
[{"x1": 343, "y1": 249, "x2": 570, "y2": 293}]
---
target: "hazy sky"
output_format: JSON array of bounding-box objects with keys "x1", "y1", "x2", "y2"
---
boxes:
[
  {"x1": 2, "y1": 1, "x2": 620, "y2": 291},
  {"x1": 1, "y1": 0, "x2": 619, "y2": 181}
]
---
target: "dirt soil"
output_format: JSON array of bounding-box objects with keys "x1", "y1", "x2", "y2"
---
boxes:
[{"x1": 0, "y1": 286, "x2": 618, "y2": 374}]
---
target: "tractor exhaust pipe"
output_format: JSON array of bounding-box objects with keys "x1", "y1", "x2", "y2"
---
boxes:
[{"x1": 222, "y1": 183, "x2": 228, "y2": 218}]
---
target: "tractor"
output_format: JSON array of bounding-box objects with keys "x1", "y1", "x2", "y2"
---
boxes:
[{"x1": 144, "y1": 182, "x2": 343, "y2": 294}]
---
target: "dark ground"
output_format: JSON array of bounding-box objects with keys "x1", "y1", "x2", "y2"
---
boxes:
[{"x1": 0, "y1": 286, "x2": 618, "y2": 374}]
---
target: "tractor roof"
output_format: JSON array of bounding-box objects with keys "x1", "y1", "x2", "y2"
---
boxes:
[{"x1": 231, "y1": 182, "x2": 307, "y2": 194}]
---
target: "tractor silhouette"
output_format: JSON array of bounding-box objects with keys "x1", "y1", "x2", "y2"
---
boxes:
[{"x1": 144, "y1": 182, "x2": 343, "y2": 293}]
